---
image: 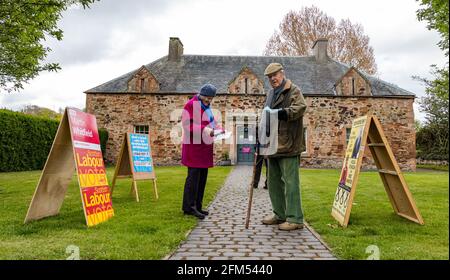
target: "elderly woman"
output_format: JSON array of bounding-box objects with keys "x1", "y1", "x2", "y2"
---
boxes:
[{"x1": 181, "y1": 84, "x2": 223, "y2": 219}]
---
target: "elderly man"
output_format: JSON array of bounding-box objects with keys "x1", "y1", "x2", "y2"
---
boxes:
[
  {"x1": 261, "y1": 63, "x2": 307, "y2": 230},
  {"x1": 181, "y1": 84, "x2": 223, "y2": 219}
]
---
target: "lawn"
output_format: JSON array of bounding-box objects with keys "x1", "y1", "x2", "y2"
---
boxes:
[
  {"x1": 417, "y1": 164, "x2": 449, "y2": 171},
  {"x1": 301, "y1": 169, "x2": 449, "y2": 260},
  {"x1": 0, "y1": 166, "x2": 448, "y2": 260},
  {"x1": 0, "y1": 166, "x2": 231, "y2": 260}
]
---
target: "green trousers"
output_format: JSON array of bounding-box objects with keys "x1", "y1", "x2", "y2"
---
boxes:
[{"x1": 267, "y1": 156, "x2": 304, "y2": 224}]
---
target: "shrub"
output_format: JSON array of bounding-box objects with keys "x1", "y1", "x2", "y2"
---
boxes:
[
  {"x1": 98, "y1": 128, "x2": 108, "y2": 157},
  {"x1": 416, "y1": 123, "x2": 449, "y2": 160},
  {"x1": 0, "y1": 109, "x2": 108, "y2": 172}
]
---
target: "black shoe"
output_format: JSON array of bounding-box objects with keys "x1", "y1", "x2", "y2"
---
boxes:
[
  {"x1": 198, "y1": 209, "x2": 209, "y2": 216},
  {"x1": 184, "y1": 209, "x2": 205, "y2": 219}
]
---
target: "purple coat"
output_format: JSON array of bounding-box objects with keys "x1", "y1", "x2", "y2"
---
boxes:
[{"x1": 181, "y1": 95, "x2": 220, "y2": 168}]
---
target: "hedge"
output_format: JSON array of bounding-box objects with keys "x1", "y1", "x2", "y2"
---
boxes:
[
  {"x1": 98, "y1": 129, "x2": 108, "y2": 159},
  {"x1": 0, "y1": 109, "x2": 108, "y2": 172},
  {"x1": 416, "y1": 123, "x2": 449, "y2": 161}
]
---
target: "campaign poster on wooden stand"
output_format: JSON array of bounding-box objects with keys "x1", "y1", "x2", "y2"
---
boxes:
[
  {"x1": 24, "y1": 107, "x2": 114, "y2": 227},
  {"x1": 332, "y1": 116, "x2": 368, "y2": 226},
  {"x1": 111, "y1": 132, "x2": 158, "y2": 202},
  {"x1": 331, "y1": 115, "x2": 424, "y2": 227}
]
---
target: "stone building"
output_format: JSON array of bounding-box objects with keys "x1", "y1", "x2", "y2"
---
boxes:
[{"x1": 85, "y1": 37, "x2": 416, "y2": 170}]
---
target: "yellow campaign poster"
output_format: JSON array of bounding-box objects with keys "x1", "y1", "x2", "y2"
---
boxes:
[
  {"x1": 68, "y1": 108, "x2": 114, "y2": 226},
  {"x1": 332, "y1": 116, "x2": 367, "y2": 218}
]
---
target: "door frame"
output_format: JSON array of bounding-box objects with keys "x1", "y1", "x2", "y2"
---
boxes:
[{"x1": 235, "y1": 124, "x2": 256, "y2": 165}]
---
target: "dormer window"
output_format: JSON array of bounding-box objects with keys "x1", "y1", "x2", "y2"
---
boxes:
[
  {"x1": 140, "y1": 78, "x2": 145, "y2": 93},
  {"x1": 352, "y1": 78, "x2": 355, "y2": 95},
  {"x1": 127, "y1": 66, "x2": 160, "y2": 93},
  {"x1": 334, "y1": 67, "x2": 372, "y2": 96},
  {"x1": 244, "y1": 78, "x2": 248, "y2": 94},
  {"x1": 228, "y1": 66, "x2": 264, "y2": 94}
]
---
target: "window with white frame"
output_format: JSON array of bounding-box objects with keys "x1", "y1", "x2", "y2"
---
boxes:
[{"x1": 134, "y1": 125, "x2": 149, "y2": 134}]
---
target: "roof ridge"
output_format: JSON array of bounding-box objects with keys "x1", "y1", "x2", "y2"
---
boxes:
[{"x1": 182, "y1": 54, "x2": 315, "y2": 59}]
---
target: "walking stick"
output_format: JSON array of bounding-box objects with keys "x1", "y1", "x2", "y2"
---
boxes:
[{"x1": 245, "y1": 151, "x2": 259, "y2": 229}]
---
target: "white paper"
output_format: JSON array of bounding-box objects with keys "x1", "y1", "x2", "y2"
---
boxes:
[
  {"x1": 214, "y1": 131, "x2": 232, "y2": 141},
  {"x1": 258, "y1": 110, "x2": 279, "y2": 156}
]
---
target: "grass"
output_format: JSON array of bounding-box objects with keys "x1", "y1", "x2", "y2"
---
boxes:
[
  {"x1": 0, "y1": 166, "x2": 231, "y2": 260},
  {"x1": 417, "y1": 164, "x2": 449, "y2": 171},
  {"x1": 0, "y1": 166, "x2": 448, "y2": 260},
  {"x1": 301, "y1": 168, "x2": 449, "y2": 260}
]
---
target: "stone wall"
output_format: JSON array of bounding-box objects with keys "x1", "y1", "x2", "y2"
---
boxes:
[
  {"x1": 86, "y1": 93, "x2": 416, "y2": 171},
  {"x1": 86, "y1": 93, "x2": 267, "y2": 166},
  {"x1": 228, "y1": 67, "x2": 264, "y2": 94},
  {"x1": 302, "y1": 96, "x2": 416, "y2": 171},
  {"x1": 127, "y1": 66, "x2": 160, "y2": 93},
  {"x1": 335, "y1": 68, "x2": 372, "y2": 96}
]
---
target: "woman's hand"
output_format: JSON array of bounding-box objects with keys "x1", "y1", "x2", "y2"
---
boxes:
[{"x1": 204, "y1": 127, "x2": 214, "y2": 137}]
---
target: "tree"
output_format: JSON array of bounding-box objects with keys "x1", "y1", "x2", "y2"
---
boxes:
[
  {"x1": 264, "y1": 6, "x2": 377, "y2": 75},
  {"x1": 414, "y1": 67, "x2": 449, "y2": 160},
  {"x1": 0, "y1": 0, "x2": 98, "y2": 93},
  {"x1": 414, "y1": 119, "x2": 423, "y2": 132},
  {"x1": 415, "y1": 0, "x2": 449, "y2": 160},
  {"x1": 20, "y1": 105, "x2": 62, "y2": 120},
  {"x1": 416, "y1": 0, "x2": 449, "y2": 98},
  {"x1": 416, "y1": 121, "x2": 448, "y2": 160},
  {"x1": 417, "y1": 0, "x2": 449, "y2": 56}
]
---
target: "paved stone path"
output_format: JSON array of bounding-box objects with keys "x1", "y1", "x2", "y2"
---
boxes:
[{"x1": 168, "y1": 166, "x2": 336, "y2": 260}]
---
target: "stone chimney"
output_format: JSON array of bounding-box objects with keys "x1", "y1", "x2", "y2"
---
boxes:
[
  {"x1": 312, "y1": 38, "x2": 329, "y2": 63},
  {"x1": 168, "y1": 37, "x2": 183, "y2": 62}
]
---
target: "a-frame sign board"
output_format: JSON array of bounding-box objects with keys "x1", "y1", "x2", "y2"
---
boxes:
[
  {"x1": 332, "y1": 115, "x2": 424, "y2": 227},
  {"x1": 111, "y1": 132, "x2": 158, "y2": 202},
  {"x1": 24, "y1": 108, "x2": 114, "y2": 227}
]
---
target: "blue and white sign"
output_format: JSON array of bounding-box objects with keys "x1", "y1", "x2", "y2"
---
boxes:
[{"x1": 129, "y1": 133, "x2": 153, "y2": 173}]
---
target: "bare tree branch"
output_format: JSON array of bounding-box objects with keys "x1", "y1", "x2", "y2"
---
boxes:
[{"x1": 264, "y1": 6, "x2": 377, "y2": 75}]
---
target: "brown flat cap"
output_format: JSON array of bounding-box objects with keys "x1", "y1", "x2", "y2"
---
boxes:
[{"x1": 264, "y1": 62, "x2": 283, "y2": 75}]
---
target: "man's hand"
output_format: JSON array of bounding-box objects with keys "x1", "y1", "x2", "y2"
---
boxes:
[
  {"x1": 263, "y1": 106, "x2": 280, "y2": 114},
  {"x1": 278, "y1": 109, "x2": 288, "y2": 121},
  {"x1": 263, "y1": 106, "x2": 287, "y2": 121}
]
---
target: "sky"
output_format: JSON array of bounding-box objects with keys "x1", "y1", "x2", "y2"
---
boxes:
[{"x1": 0, "y1": 0, "x2": 446, "y2": 122}]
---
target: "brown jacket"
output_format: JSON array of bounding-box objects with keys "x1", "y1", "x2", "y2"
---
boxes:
[{"x1": 264, "y1": 79, "x2": 307, "y2": 157}]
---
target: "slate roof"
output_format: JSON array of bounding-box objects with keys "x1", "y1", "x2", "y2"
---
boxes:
[{"x1": 85, "y1": 54, "x2": 415, "y2": 97}]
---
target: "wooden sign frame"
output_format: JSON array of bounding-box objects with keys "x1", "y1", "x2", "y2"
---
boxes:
[
  {"x1": 24, "y1": 107, "x2": 114, "y2": 227},
  {"x1": 111, "y1": 132, "x2": 158, "y2": 202},
  {"x1": 331, "y1": 114, "x2": 424, "y2": 227}
]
